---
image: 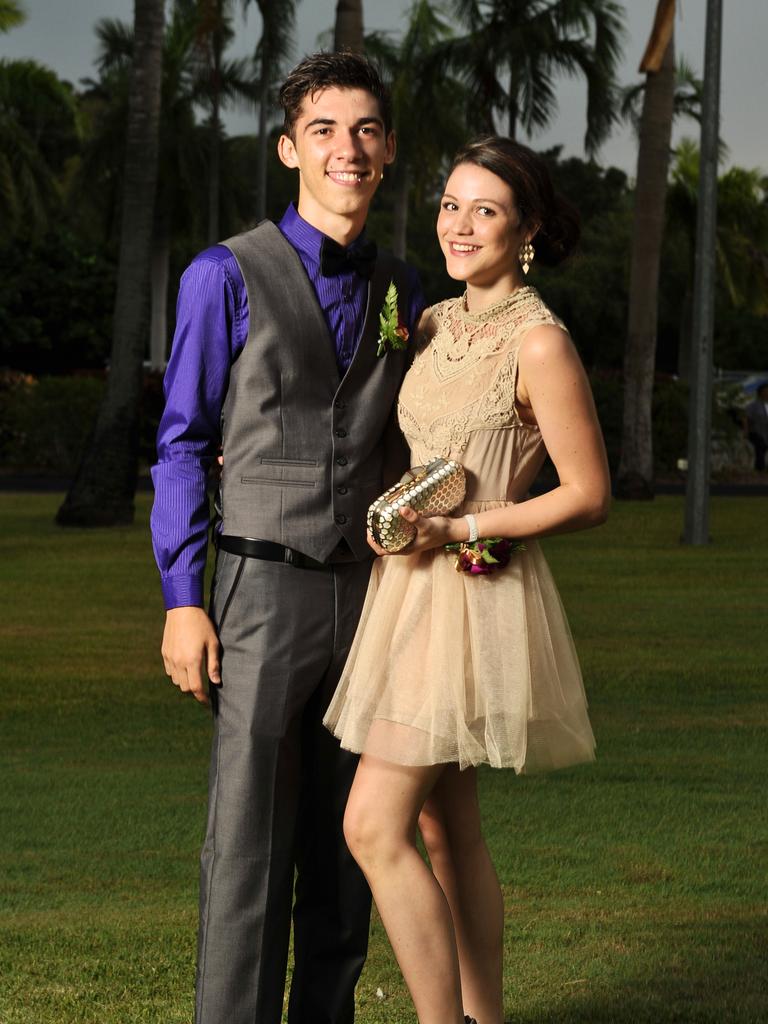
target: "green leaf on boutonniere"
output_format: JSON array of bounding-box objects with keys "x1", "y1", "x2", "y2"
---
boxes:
[{"x1": 376, "y1": 280, "x2": 410, "y2": 357}]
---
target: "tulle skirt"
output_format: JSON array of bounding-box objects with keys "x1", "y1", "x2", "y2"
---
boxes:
[{"x1": 323, "y1": 533, "x2": 596, "y2": 773}]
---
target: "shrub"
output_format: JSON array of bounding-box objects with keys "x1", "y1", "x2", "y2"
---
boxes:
[
  {"x1": 0, "y1": 229, "x2": 116, "y2": 375},
  {"x1": 0, "y1": 373, "x2": 105, "y2": 474}
]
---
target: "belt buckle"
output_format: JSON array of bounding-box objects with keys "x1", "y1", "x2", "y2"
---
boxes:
[{"x1": 283, "y1": 547, "x2": 297, "y2": 568}]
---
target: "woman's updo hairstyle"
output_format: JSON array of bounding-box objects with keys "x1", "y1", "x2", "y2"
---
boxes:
[{"x1": 450, "y1": 135, "x2": 580, "y2": 267}]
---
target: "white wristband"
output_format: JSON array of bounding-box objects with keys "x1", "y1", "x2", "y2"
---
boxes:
[{"x1": 464, "y1": 514, "x2": 479, "y2": 543}]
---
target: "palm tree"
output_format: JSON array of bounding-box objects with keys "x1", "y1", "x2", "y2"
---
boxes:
[
  {"x1": 195, "y1": 0, "x2": 228, "y2": 243},
  {"x1": 245, "y1": 0, "x2": 299, "y2": 220},
  {"x1": 0, "y1": 59, "x2": 80, "y2": 240},
  {"x1": 367, "y1": 1, "x2": 468, "y2": 260},
  {"x1": 76, "y1": 3, "x2": 253, "y2": 368},
  {"x1": 334, "y1": 0, "x2": 364, "y2": 53},
  {"x1": 76, "y1": 10, "x2": 201, "y2": 370},
  {"x1": 621, "y1": 56, "x2": 703, "y2": 132},
  {"x1": 615, "y1": 0, "x2": 676, "y2": 500},
  {"x1": 668, "y1": 140, "x2": 768, "y2": 378},
  {"x1": 0, "y1": 0, "x2": 24, "y2": 33},
  {"x1": 192, "y1": 0, "x2": 256, "y2": 242},
  {"x1": 444, "y1": 0, "x2": 625, "y2": 157},
  {"x1": 151, "y1": 5, "x2": 207, "y2": 368},
  {"x1": 57, "y1": 0, "x2": 165, "y2": 527}
]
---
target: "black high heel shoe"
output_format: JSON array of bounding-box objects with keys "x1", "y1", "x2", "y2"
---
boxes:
[{"x1": 464, "y1": 1017, "x2": 477, "y2": 1024}]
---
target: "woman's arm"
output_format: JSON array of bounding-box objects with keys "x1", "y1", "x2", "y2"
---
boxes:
[{"x1": 381, "y1": 324, "x2": 610, "y2": 553}]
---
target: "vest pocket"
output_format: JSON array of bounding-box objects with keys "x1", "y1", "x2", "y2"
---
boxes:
[
  {"x1": 240, "y1": 476, "x2": 316, "y2": 488},
  {"x1": 259, "y1": 457, "x2": 319, "y2": 467}
]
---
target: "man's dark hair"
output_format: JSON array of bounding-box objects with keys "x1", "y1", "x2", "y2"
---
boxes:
[{"x1": 279, "y1": 51, "x2": 392, "y2": 139}]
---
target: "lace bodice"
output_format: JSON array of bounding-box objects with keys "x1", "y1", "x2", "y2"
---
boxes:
[{"x1": 398, "y1": 286, "x2": 565, "y2": 503}]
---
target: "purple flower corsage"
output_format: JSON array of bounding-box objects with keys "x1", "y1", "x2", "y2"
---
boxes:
[{"x1": 444, "y1": 537, "x2": 524, "y2": 575}]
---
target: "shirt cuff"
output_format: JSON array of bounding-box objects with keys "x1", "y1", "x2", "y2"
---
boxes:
[{"x1": 161, "y1": 574, "x2": 206, "y2": 610}]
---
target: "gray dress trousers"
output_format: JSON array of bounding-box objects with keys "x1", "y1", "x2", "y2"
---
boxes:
[{"x1": 195, "y1": 549, "x2": 373, "y2": 1024}]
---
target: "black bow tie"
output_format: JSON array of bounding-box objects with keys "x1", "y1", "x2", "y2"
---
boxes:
[{"x1": 320, "y1": 236, "x2": 377, "y2": 279}]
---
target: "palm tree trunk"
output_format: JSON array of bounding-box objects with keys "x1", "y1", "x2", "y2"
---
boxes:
[
  {"x1": 256, "y1": 67, "x2": 269, "y2": 221},
  {"x1": 149, "y1": 211, "x2": 169, "y2": 370},
  {"x1": 508, "y1": 72, "x2": 518, "y2": 139},
  {"x1": 677, "y1": 285, "x2": 693, "y2": 380},
  {"x1": 334, "y1": 0, "x2": 364, "y2": 53},
  {"x1": 57, "y1": 0, "x2": 164, "y2": 526},
  {"x1": 615, "y1": 23, "x2": 676, "y2": 500},
  {"x1": 392, "y1": 162, "x2": 410, "y2": 261},
  {"x1": 207, "y1": 77, "x2": 221, "y2": 243},
  {"x1": 508, "y1": 105, "x2": 517, "y2": 139}
]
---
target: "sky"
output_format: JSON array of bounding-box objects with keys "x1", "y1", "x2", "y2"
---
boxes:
[{"x1": 2, "y1": 0, "x2": 767, "y2": 176}]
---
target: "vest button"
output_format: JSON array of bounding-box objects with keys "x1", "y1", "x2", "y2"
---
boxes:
[
  {"x1": 334, "y1": 399, "x2": 346, "y2": 409},
  {"x1": 336, "y1": 456, "x2": 348, "y2": 466},
  {"x1": 337, "y1": 486, "x2": 348, "y2": 495},
  {"x1": 335, "y1": 428, "x2": 347, "y2": 438},
  {"x1": 335, "y1": 513, "x2": 348, "y2": 525}
]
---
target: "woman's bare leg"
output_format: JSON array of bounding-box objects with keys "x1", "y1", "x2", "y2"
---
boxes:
[
  {"x1": 343, "y1": 732, "x2": 464, "y2": 1024},
  {"x1": 419, "y1": 765, "x2": 504, "y2": 1024}
]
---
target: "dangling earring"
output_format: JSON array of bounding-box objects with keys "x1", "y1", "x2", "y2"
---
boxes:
[{"x1": 519, "y1": 240, "x2": 535, "y2": 275}]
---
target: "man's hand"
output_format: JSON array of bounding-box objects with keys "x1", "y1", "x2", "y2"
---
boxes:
[
  {"x1": 367, "y1": 506, "x2": 466, "y2": 556},
  {"x1": 161, "y1": 606, "x2": 221, "y2": 706}
]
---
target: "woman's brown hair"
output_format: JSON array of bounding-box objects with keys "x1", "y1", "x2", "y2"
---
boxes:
[{"x1": 450, "y1": 136, "x2": 580, "y2": 266}]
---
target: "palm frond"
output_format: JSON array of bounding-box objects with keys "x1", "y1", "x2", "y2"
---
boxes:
[
  {"x1": 93, "y1": 18, "x2": 135, "y2": 75},
  {"x1": 449, "y1": 0, "x2": 624, "y2": 151},
  {"x1": 0, "y1": 0, "x2": 25, "y2": 34},
  {"x1": 622, "y1": 57, "x2": 705, "y2": 137}
]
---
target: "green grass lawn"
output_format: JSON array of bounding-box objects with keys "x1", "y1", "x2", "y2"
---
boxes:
[{"x1": 1, "y1": 493, "x2": 766, "y2": 1023}]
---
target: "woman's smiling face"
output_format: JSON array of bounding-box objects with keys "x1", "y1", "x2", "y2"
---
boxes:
[{"x1": 437, "y1": 161, "x2": 528, "y2": 287}]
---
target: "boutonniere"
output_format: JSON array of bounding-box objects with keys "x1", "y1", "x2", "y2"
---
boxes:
[{"x1": 376, "y1": 280, "x2": 410, "y2": 357}]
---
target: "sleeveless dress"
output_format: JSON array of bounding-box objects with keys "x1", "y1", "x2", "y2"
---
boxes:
[{"x1": 323, "y1": 287, "x2": 596, "y2": 774}]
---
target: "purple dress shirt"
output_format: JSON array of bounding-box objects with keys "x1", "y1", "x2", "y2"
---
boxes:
[{"x1": 150, "y1": 204, "x2": 426, "y2": 610}]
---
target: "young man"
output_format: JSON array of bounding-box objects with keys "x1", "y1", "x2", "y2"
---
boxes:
[{"x1": 151, "y1": 52, "x2": 424, "y2": 1024}]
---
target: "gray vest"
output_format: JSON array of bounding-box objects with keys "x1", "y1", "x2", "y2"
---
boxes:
[{"x1": 219, "y1": 221, "x2": 414, "y2": 562}]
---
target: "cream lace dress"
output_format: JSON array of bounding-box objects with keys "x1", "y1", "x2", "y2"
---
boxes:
[{"x1": 323, "y1": 287, "x2": 596, "y2": 773}]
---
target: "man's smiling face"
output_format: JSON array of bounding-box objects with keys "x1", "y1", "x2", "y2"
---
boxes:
[{"x1": 278, "y1": 86, "x2": 395, "y2": 236}]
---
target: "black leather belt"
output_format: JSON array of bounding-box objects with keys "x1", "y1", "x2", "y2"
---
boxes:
[{"x1": 216, "y1": 534, "x2": 330, "y2": 571}]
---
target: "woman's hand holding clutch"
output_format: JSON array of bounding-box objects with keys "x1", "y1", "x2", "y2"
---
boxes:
[{"x1": 367, "y1": 506, "x2": 467, "y2": 556}]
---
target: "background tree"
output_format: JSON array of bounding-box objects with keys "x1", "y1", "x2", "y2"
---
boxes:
[
  {"x1": 0, "y1": 0, "x2": 24, "y2": 33},
  {"x1": 57, "y1": 0, "x2": 165, "y2": 526},
  {"x1": 246, "y1": 0, "x2": 299, "y2": 220},
  {"x1": 366, "y1": 0, "x2": 467, "y2": 260},
  {"x1": 621, "y1": 55, "x2": 702, "y2": 133},
  {"x1": 0, "y1": 59, "x2": 80, "y2": 240},
  {"x1": 668, "y1": 139, "x2": 768, "y2": 377},
  {"x1": 615, "y1": 0, "x2": 676, "y2": 499},
  {"x1": 444, "y1": 0, "x2": 625, "y2": 157},
  {"x1": 334, "y1": 0, "x2": 364, "y2": 53},
  {"x1": 75, "y1": 3, "x2": 253, "y2": 368},
  {"x1": 193, "y1": 0, "x2": 256, "y2": 243},
  {"x1": 536, "y1": 148, "x2": 632, "y2": 370},
  {"x1": 195, "y1": 0, "x2": 227, "y2": 243}
]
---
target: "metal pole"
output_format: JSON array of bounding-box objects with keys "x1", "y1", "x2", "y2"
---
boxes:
[{"x1": 683, "y1": 0, "x2": 723, "y2": 544}]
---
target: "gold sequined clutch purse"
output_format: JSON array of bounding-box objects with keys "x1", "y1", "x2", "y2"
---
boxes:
[{"x1": 367, "y1": 458, "x2": 466, "y2": 552}]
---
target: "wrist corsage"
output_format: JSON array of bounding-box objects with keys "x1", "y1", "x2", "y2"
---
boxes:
[{"x1": 444, "y1": 537, "x2": 524, "y2": 575}]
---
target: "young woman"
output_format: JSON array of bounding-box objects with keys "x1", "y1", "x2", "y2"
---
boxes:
[{"x1": 324, "y1": 136, "x2": 611, "y2": 1024}]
